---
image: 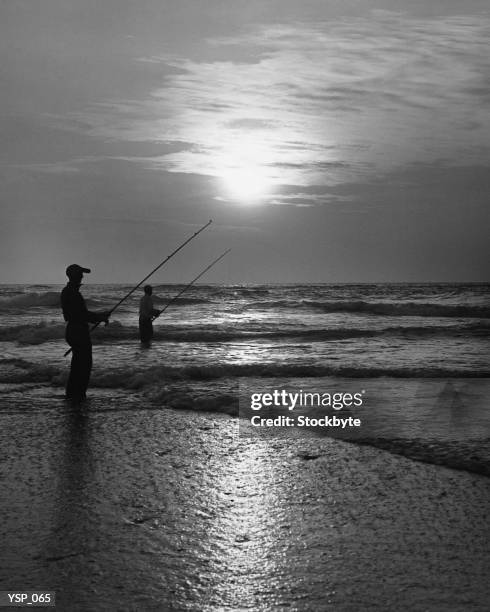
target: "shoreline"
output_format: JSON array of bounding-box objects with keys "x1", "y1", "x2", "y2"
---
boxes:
[
  {"x1": 355, "y1": 436, "x2": 490, "y2": 477},
  {"x1": 0, "y1": 397, "x2": 489, "y2": 610},
  {"x1": 1, "y1": 381, "x2": 490, "y2": 478}
]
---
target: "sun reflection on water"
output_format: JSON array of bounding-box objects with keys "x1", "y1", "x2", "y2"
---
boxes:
[{"x1": 203, "y1": 438, "x2": 285, "y2": 607}]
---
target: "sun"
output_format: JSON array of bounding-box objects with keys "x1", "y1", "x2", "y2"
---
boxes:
[
  {"x1": 221, "y1": 164, "x2": 271, "y2": 201},
  {"x1": 218, "y1": 135, "x2": 273, "y2": 203}
]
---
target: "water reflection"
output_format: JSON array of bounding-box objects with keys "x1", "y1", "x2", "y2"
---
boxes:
[
  {"x1": 47, "y1": 408, "x2": 95, "y2": 607},
  {"x1": 197, "y1": 436, "x2": 285, "y2": 609}
]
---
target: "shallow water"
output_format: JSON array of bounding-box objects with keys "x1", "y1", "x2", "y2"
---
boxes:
[{"x1": 0, "y1": 283, "x2": 489, "y2": 475}]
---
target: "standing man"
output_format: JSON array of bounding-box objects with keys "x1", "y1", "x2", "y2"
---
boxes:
[
  {"x1": 61, "y1": 264, "x2": 110, "y2": 402},
  {"x1": 139, "y1": 285, "x2": 160, "y2": 344}
]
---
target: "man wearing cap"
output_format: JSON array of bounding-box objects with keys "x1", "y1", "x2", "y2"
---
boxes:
[{"x1": 61, "y1": 264, "x2": 110, "y2": 402}]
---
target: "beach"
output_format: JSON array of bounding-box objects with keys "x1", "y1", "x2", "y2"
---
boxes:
[{"x1": 1, "y1": 387, "x2": 489, "y2": 611}]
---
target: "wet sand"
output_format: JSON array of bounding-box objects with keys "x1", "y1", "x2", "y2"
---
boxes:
[{"x1": 1, "y1": 390, "x2": 489, "y2": 611}]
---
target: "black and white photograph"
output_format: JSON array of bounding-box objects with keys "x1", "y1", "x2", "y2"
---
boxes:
[{"x1": 1, "y1": 1, "x2": 489, "y2": 610}]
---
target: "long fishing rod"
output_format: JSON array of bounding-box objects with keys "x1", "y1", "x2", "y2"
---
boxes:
[
  {"x1": 64, "y1": 219, "x2": 213, "y2": 356},
  {"x1": 153, "y1": 248, "x2": 231, "y2": 320}
]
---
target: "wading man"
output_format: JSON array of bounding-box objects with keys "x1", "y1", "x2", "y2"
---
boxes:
[
  {"x1": 139, "y1": 285, "x2": 160, "y2": 344},
  {"x1": 61, "y1": 264, "x2": 110, "y2": 402}
]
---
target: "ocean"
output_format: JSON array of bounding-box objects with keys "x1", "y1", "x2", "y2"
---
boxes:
[{"x1": 1, "y1": 282, "x2": 489, "y2": 472}]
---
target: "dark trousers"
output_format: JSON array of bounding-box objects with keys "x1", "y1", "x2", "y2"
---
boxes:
[
  {"x1": 66, "y1": 325, "x2": 93, "y2": 399},
  {"x1": 139, "y1": 317, "x2": 153, "y2": 343}
]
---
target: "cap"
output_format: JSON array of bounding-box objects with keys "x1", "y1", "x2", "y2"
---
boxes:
[{"x1": 66, "y1": 264, "x2": 91, "y2": 278}]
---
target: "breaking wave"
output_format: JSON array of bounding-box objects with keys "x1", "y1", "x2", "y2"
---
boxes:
[
  {"x1": 0, "y1": 291, "x2": 61, "y2": 310},
  {"x1": 0, "y1": 291, "x2": 108, "y2": 311},
  {"x1": 248, "y1": 299, "x2": 490, "y2": 318},
  {"x1": 1, "y1": 321, "x2": 487, "y2": 345},
  {"x1": 0, "y1": 358, "x2": 60, "y2": 384},
  {"x1": 0, "y1": 290, "x2": 210, "y2": 312},
  {"x1": 1, "y1": 357, "x2": 488, "y2": 388},
  {"x1": 0, "y1": 321, "x2": 130, "y2": 344}
]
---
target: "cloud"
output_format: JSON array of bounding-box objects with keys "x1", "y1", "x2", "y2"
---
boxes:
[
  {"x1": 71, "y1": 11, "x2": 490, "y2": 206},
  {"x1": 8, "y1": 161, "x2": 83, "y2": 175}
]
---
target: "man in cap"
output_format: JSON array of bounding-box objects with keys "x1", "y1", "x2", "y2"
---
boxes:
[{"x1": 61, "y1": 264, "x2": 110, "y2": 402}]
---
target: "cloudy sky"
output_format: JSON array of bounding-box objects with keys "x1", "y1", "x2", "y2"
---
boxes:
[{"x1": 2, "y1": 0, "x2": 489, "y2": 283}]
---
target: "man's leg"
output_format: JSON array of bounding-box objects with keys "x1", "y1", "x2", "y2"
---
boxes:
[
  {"x1": 65, "y1": 345, "x2": 77, "y2": 398},
  {"x1": 78, "y1": 342, "x2": 93, "y2": 398},
  {"x1": 66, "y1": 342, "x2": 82, "y2": 398},
  {"x1": 66, "y1": 340, "x2": 92, "y2": 400},
  {"x1": 139, "y1": 318, "x2": 152, "y2": 343}
]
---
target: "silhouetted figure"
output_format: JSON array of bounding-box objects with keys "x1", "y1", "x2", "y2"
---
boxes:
[
  {"x1": 139, "y1": 285, "x2": 160, "y2": 344},
  {"x1": 61, "y1": 264, "x2": 110, "y2": 402}
]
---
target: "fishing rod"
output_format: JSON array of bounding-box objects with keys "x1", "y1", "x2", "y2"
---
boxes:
[
  {"x1": 153, "y1": 248, "x2": 231, "y2": 320},
  {"x1": 64, "y1": 219, "x2": 213, "y2": 356}
]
